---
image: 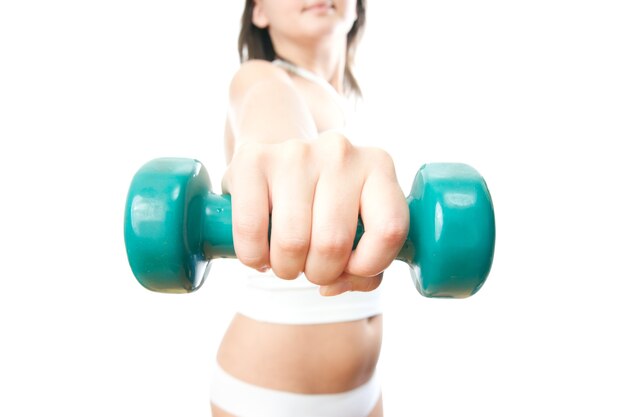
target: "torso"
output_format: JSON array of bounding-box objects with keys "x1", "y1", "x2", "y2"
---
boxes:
[
  {"x1": 219, "y1": 61, "x2": 382, "y2": 394},
  {"x1": 217, "y1": 313, "x2": 382, "y2": 393}
]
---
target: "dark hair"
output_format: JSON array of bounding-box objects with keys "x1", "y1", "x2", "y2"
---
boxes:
[{"x1": 238, "y1": 0, "x2": 366, "y2": 97}]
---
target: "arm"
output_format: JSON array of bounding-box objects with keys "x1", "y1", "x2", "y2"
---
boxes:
[
  {"x1": 222, "y1": 60, "x2": 409, "y2": 295},
  {"x1": 226, "y1": 60, "x2": 318, "y2": 160}
]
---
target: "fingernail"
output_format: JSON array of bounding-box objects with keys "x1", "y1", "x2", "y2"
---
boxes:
[{"x1": 257, "y1": 264, "x2": 271, "y2": 273}]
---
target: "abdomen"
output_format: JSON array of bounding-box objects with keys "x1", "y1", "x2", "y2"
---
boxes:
[{"x1": 216, "y1": 313, "x2": 382, "y2": 394}]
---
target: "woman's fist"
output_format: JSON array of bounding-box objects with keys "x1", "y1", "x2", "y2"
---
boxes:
[{"x1": 222, "y1": 132, "x2": 409, "y2": 295}]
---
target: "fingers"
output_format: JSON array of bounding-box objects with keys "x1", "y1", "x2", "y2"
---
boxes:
[
  {"x1": 304, "y1": 136, "x2": 362, "y2": 286},
  {"x1": 222, "y1": 145, "x2": 271, "y2": 271},
  {"x1": 319, "y1": 272, "x2": 384, "y2": 296},
  {"x1": 345, "y1": 150, "x2": 409, "y2": 277},
  {"x1": 224, "y1": 140, "x2": 318, "y2": 278},
  {"x1": 304, "y1": 171, "x2": 361, "y2": 285},
  {"x1": 269, "y1": 141, "x2": 316, "y2": 279}
]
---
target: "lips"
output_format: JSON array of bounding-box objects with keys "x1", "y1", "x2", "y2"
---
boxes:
[{"x1": 303, "y1": 0, "x2": 335, "y2": 12}]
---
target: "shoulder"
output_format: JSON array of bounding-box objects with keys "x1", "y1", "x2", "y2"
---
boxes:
[
  {"x1": 229, "y1": 59, "x2": 293, "y2": 100},
  {"x1": 235, "y1": 59, "x2": 288, "y2": 78}
]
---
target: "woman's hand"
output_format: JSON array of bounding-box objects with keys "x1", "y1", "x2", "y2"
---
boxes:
[{"x1": 222, "y1": 132, "x2": 409, "y2": 296}]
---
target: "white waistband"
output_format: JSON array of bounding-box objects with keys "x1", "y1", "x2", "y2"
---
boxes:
[
  {"x1": 211, "y1": 363, "x2": 380, "y2": 417},
  {"x1": 237, "y1": 271, "x2": 383, "y2": 325}
]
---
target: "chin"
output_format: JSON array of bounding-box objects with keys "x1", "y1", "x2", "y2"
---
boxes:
[{"x1": 297, "y1": 20, "x2": 349, "y2": 41}]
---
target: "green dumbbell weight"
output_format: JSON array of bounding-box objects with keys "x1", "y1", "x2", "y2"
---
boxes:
[{"x1": 124, "y1": 158, "x2": 495, "y2": 297}]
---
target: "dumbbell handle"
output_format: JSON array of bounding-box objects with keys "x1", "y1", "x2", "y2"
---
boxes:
[{"x1": 199, "y1": 193, "x2": 416, "y2": 264}]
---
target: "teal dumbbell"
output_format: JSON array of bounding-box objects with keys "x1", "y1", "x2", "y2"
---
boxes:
[{"x1": 124, "y1": 158, "x2": 495, "y2": 297}]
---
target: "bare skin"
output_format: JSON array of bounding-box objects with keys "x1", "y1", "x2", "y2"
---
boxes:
[
  {"x1": 212, "y1": 61, "x2": 393, "y2": 416},
  {"x1": 211, "y1": 314, "x2": 383, "y2": 417},
  {"x1": 211, "y1": 2, "x2": 409, "y2": 415}
]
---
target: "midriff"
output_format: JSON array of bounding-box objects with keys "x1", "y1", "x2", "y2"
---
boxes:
[{"x1": 216, "y1": 313, "x2": 383, "y2": 394}]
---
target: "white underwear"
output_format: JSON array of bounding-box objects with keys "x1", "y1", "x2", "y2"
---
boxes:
[{"x1": 210, "y1": 363, "x2": 381, "y2": 417}]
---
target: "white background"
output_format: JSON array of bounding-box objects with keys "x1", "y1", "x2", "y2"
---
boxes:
[{"x1": 1, "y1": 1, "x2": 625, "y2": 416}]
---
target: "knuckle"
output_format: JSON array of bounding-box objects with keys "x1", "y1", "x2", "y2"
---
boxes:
[
  {"x1": 275, "y1": 235, "x2": 309, "y2": 256},
  {"x1": 304, "y1": 271, "x2": 335, "y2": 286},
  {"x1": 365, "y1": 147, "x2": 395, "y2": 173},
  {"x1": 272, "y1": 267, "x2": 300, "y2": 281},
  {"x1": 282, "y1": 139, "x2": 310, "y2": 162},
  {"x1": 234, "y1": 141, "x2": 262, "y2": 163},
  {"x1": 233, "y1": 215, "x2": 267, "y2": 242},
  {"x1": 226, "y1": 144, "x2": 265, "y2": 183},
  {"x1": 318, "y1": 133, "x2": 353, "y2": 163},
  {"x1": 235, "y1": 245, "x2": 268, "y2": 269},
  {"x1": 237, "y1": 253, "x2": 267, "y2": 270},
  {"x1": 369, "y1": 147, "x2": 392, "y2": 162},
  {"x1": 314, "y1": 232, "x2": 353, "y2": 258},
  {"x1": 303, "y1": 261, "x2": 344, "y2": 286},
  {"x1": 379, "y1": 218, "x2": 409, "y2": 247}
]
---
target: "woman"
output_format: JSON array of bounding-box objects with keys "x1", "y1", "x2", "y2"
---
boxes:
[{"x1": 211, "y1": 1, "x2": 409, "y2": 416}]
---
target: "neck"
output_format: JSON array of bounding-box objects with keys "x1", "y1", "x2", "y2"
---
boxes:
[{"x1": 270, "y1": 33, "x2": 347, "y2": 94}]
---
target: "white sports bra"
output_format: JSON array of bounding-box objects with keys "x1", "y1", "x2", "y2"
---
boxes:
[
  {"x1": 234, "y1": 60, "x2": 382, "y2": 325},
  {"x1": 272, "y1": 59, "x2": 342, "y2": 100},
  {"x1": 272, "y1": 58, "x2": 358, "y2": 135}
]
